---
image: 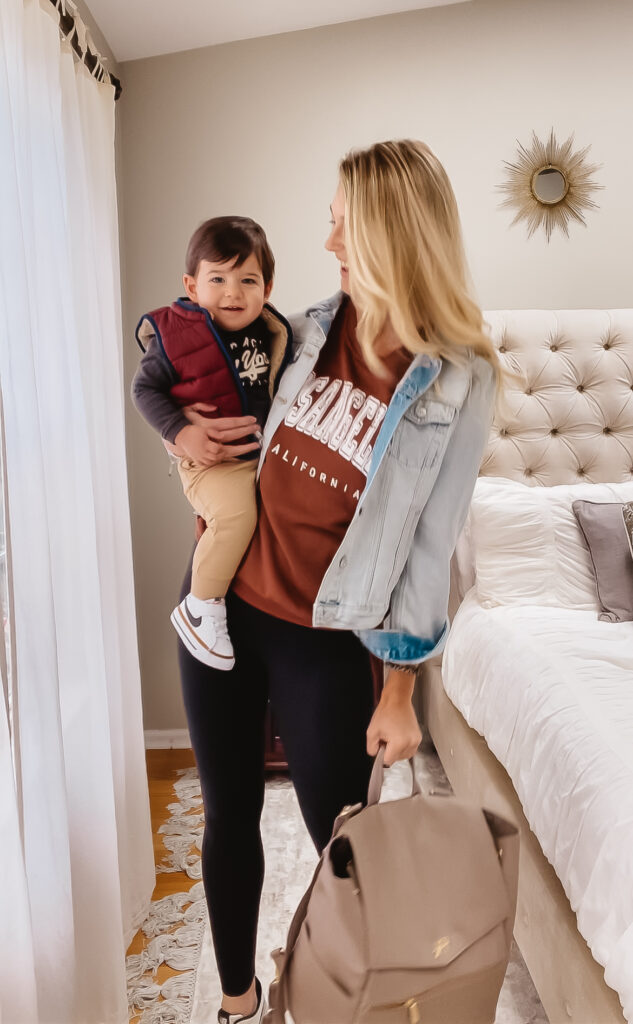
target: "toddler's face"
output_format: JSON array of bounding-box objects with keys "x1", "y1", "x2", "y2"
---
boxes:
[{"x1": 184, "y1": 253, "x2": 271, "y2": 331}]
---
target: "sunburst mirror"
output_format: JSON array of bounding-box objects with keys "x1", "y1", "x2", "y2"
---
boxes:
[{"x1": 498, "y1": 129, "x2": 602, "y2": 242}]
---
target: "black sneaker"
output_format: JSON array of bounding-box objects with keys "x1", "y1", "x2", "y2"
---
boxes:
[{"x1": 218, "y1": 977, "x2": 267, "y2": 1024}]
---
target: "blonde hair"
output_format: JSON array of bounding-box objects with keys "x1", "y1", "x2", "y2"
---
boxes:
[{"x1": 339, "y1": 139, "x2": 501, "y2": 385}]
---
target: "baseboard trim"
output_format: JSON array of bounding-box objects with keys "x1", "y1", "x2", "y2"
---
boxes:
[{"x1": 144, "y1": 729, "x2": 192, "y2": 749}]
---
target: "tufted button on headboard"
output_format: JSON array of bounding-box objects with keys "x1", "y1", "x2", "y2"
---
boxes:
[{"x1": 481, "y1": 310, "x2": 633, "y2": 486}]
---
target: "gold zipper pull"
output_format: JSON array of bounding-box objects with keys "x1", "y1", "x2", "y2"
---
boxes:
[{"x1": 404, "y1": 997, "x2": 420, "y2": 1023}]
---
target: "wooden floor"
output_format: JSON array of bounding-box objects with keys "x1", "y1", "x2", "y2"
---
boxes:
[{"x1": 127, "y1": 748, "x2": 197, "y2": 1024}]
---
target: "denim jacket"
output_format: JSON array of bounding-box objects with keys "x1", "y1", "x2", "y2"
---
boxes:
[{"x1": 257, "y1": 292, "x2": 496, "y2": 666}]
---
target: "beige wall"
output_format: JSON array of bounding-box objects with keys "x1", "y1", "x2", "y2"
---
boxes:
[{"x1": 117, "y1": 0, "x2": 633, "y2": 731}]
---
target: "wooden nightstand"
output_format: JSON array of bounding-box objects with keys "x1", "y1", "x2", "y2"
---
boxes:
[{"x1": 264, "y1": 701, "x2": 287, "y2": 772}]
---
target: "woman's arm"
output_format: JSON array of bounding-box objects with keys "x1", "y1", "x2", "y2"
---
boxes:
[
  {"x1": 359, "y1": 357, "x2": 497, "y2": 670},
  {"x1": 364, "y1": 360, "x2": 496, "y2": 765},
  {"x1": 366, "y1": 667, "x2": 421, "y2": 767}
]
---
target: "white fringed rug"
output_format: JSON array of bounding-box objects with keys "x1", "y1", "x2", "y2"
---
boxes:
[
  {"x1": 127, "y1": 770, "x2": 207, "y2": 1024},
  {"x1": 128, "y1": 755, "x2": 548, "y2": 1024}
]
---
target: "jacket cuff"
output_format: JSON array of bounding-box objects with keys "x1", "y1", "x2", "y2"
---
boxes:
[{"x1": 355, "y1": 621, "x2": 448, "y2": 666}]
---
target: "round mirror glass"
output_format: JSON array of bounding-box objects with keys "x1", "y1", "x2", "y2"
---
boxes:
[{"x1": 531, "y1": 167, "x2": 568, "y2": 205}]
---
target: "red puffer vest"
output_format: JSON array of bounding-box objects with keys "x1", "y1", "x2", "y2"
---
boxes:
[{"x1": 135, "y1": 299, "x2": 244, "y2": 416}]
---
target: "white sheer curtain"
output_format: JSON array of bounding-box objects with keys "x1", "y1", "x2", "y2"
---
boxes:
[{"x1": 0, "y1": 1, "x2": 155, "y2": 1022}]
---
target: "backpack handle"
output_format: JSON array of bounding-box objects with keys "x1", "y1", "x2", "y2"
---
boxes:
[{"x1": 367, "y1": 744, "x2": 422, "y2": 807}]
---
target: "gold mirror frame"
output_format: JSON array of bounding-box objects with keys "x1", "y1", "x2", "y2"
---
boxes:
[
  {"x1": 498, "y1": 129, "x2": 602, "y2": 242},
  {"x1": 530, "y1": 166, "x2": 568, "y2": 205}
]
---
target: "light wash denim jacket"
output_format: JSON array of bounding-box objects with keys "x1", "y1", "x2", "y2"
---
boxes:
[{"x1": 258, "y1": 293, "x2": 496, "y2": 666}]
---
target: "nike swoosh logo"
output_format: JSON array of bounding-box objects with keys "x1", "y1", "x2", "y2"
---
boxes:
[
  {"x1": 184, "y1": 600, "x2": 202, "y2": 627},
  {"x1": 176, "y1": 606, "x2": 234, "y2": 659}
]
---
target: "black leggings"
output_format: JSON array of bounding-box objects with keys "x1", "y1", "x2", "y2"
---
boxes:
[{"x1": 179, "y1": 587, "x2": 375, "y2": 996}]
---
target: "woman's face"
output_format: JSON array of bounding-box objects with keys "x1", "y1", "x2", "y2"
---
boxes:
[{"x1": 325, "y1": 183, "x2": 350, "y2": 294}]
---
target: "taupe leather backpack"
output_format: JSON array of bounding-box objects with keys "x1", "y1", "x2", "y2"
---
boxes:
[{"x1": 265, "y1": 748, "x2": 519, "y2": 1024}]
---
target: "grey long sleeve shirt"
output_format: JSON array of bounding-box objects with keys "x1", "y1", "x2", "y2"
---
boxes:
[{"x1": 131, "y1": 336, "x2": 191, "y2": 444}]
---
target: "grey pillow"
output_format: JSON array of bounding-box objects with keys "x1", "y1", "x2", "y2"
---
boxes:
[
  {"x1": 572, "y1": 500, "x2": 633, "y2": 622},
  {"x1": 624, "y1": 502, "x2": 633, "y2": 560}
]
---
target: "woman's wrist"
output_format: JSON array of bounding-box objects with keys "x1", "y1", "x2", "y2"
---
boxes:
[
  {"x1": 174, "y1": 423, "x2": 196, "y2": 446},
  {"x1": 381, "y1": 665, "x2": 417, "y2": 704},
  {"x1": 164, "y1": 437, "x2": 185, "y2": 457}
]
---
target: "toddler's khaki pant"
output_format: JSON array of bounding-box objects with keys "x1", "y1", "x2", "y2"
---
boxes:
[{"x1": 177, "y1": 457, "x2": 257, "y2": 600}]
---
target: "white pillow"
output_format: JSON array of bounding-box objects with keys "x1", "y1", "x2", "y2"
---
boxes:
[
  {"x1": 468, "y1": 477, "x2": 633, "y2": 609},
  {"x1": 452, "y1": 517, "x2": 476, "y2": 600}
]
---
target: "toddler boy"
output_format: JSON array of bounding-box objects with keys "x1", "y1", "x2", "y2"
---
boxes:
[{"x1": 132, "y1": 216, "x2": 292, "y2": 669}]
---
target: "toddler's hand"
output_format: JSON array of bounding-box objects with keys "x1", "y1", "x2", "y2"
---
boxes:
[{"x1": 175, "y1": 424, "x2": 227, "y2": 467}]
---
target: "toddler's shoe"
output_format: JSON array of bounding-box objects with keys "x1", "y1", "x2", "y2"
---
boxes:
[
  {"x1": 218, "y1": 978, "x2": 267, "y2": 1024},
  {"x1": 170, "y1": 594, "x2": 235, "y2": 670}
]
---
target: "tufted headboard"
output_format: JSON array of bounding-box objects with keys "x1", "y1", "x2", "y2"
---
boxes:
[{"x1": 481, "y1": 310, "x2": 633, "y2": 486}]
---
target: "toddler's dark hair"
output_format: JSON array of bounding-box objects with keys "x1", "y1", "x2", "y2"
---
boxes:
[{"x1": 185, "y1": 216, "x2": 274, "y2": 286}]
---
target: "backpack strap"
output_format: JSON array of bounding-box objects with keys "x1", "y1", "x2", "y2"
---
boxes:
[
  {"x1": 264, "y1": 860, "x2": 323, "y2": 1023},
  {"x1": 263, "y1": 801, "x2": 362, "y2": 1023}
]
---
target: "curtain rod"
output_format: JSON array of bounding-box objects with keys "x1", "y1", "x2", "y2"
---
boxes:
[{"x1": 48, "y1": 0, "x2": 122, "y2": 100}]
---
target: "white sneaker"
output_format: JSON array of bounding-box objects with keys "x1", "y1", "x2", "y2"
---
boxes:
[
  {"x1": 170, "y1": 594, "x2": 235, "y2": 670},
  {"x1": 217, "y1": 977, "x2": 267, "y2": 1023}
]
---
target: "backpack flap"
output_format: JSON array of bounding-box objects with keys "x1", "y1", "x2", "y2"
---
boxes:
[{"x1": 342, "y1": 793, "x2": 514, "y2": 972}]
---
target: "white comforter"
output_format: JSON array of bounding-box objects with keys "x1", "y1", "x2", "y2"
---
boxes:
[{"x1": 442, "y1": 593, "x2": 633, "y2": 1021}]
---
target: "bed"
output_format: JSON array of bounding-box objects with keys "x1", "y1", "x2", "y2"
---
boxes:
[{"x1": 417, "y1": 310, "x2": 633, "y2": 1024}]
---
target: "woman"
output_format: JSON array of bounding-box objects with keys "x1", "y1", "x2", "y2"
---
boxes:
[{"x1": 174, "y1": 139, "x2": 500, "y2": 1024}]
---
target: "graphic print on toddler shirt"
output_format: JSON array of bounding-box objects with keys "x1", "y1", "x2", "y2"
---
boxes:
[{"x1": 228, "y1": 331, "x2": 270, "y2": 384}]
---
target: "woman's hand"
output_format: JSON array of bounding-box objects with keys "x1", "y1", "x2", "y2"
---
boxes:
[
  {"x1": 366, "y1": 667, "x2": 422, "y2": 767},
  {"x1": 184, "y1": 402, "x2": 261, "y2": 460}
]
